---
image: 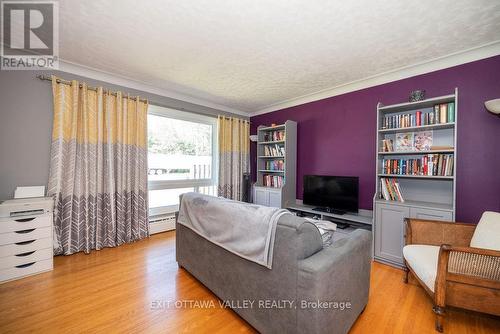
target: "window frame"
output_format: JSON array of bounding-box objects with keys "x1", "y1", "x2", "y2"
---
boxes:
[{"x1": 147, "y1": 105, "x2": 218, "y2": 216}]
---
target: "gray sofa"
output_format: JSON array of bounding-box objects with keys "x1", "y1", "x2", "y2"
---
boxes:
[{"x1": 176, "y1": 211, "x2": 372, "y2": 334}]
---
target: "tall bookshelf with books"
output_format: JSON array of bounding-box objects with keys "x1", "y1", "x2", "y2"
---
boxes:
[
  {"x1": 373, "y1": 89, "x2": 458, "y2": 267},
  {"x1": 253, "y1": 120, "x2": 297, "y2": 208}
]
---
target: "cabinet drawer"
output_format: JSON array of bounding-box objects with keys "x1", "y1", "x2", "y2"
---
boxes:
[
  {"x1": 0, "y1": 258, "x2": 53, "y2": 283},
  {"x1": 0, "y1": 227, "x2": 51, "y2": 246},
  {"x1": 409, "y1": 207, "x2": 453, "y2": 221},
  {"x1": 0, "y1": 248, "x2": 53, "y2": 270},
  {"x1": 0, "y1": 213, "x2": 52, "y2": 233},
  {"x1": 0, "y1": 238, "x2": 52, "y2": 258}
]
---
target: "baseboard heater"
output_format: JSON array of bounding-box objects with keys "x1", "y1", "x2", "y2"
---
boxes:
[{"x1": 149, "y1": 214, "x2": 176, "y2": 234}]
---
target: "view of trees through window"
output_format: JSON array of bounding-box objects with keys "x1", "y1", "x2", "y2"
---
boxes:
[
  {"x1": 147, "y1": 114, "x2": 213, "y2": 182},
  {"x1": 148, "y1": 115, "x2": 212, "y2": 156}
]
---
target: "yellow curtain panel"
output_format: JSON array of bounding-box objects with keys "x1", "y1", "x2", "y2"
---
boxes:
[
  {"x1": 48, "y1": 76, "x2": 149, "y2": 255},
  {"x1": 217, "y1": 115, "x2": 250, "y2": 201}
]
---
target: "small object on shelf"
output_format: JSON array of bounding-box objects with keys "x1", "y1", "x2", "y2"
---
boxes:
[
  {"x1": 430, "y1": 145, "x2": 454, "y2": 151},
  {"x1": 395, "y1": 132, "x2": 414, "y2": 151},
  {"x1": 413, "y1": 131, "x2": 433, "y2": 151},
  {"x1": 409, "y1": 90, "x2": 426, "y2": 102},
  {"x1": 382, "y1": 139, "x2": 394, "y2": 152}
]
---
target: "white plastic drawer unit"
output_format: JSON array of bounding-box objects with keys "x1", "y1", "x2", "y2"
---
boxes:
[{"x1": 0, "y1": 210, "x2": 54, "y2": 283}]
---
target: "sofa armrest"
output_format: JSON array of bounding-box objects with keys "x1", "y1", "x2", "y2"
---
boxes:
[
  {"x1": 296, "y1": 229, "x2": 372, "y2": 334},
  {"x1": 405, "y1": 218, "x2": 476, "y2": 247}
]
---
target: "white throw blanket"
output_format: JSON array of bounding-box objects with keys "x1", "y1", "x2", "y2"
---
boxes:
[{"x1": 177, "y1": 192, "x2": 290, "y2": 269}]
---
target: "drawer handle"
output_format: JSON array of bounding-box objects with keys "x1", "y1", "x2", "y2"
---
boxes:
[
  {"x1": 15, "y1": 240, "x2": 35, "y2": 245},
  {"x1": 15, "y1": 262, "x2": 35, "y2": 268},
  {"x1": 15, "y1": 228, "x2": 36, "y2": 234},
  {"x1": 16, "y1": 251, "x2": 36, "y2": 257},
  {"x1": 14, "y1": 217, "x2": 36, "y2": 222}
]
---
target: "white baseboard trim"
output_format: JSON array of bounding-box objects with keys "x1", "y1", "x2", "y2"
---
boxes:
[{"x1": 149, "y1": 214, "x2": 176, "y2": 235}]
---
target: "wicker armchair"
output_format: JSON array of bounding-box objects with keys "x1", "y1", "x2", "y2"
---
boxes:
[{"x1": 403, "y1": 216, "x2": 500, "y2": 332}]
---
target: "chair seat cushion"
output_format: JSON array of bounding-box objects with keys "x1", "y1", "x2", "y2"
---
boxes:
[
  {"x1": 403, "y1": 244, "x2": 440, "y2": 292},
  {"x1": 470, "y1": 211, "x2": 500, "y2": 251}
]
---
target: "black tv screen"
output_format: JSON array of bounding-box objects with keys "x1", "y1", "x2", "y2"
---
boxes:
[{"x1": 303, "y1": 175, "x2": 359, "y2": 213}]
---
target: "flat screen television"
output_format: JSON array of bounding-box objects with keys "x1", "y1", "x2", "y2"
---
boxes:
[{"x1": 303, "y1": 175, "x2": 359, "y2": 214}]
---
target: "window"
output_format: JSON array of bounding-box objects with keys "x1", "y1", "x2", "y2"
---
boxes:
[{"x1": 148, "y1": 105, "x2": 217, "y2": 216}]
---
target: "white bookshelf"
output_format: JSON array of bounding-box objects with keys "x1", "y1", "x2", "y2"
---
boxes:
[
  {"x1": 253, "y1": 120, "x2": 297, "y2": 208},
  {"x1": 373, "y1": 89, "x2": 458, "y2": 267}
]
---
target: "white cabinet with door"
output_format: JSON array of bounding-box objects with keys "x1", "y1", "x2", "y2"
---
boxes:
[
  {"x1": 374, "y1": 203, "x2": 409, "y2": 266},
  {"x1": 254, "y1": 186, "x2": 283, "y2": 208},
  {"x1": 374, "y1": 201, "x2": 453, "y2": 267}
]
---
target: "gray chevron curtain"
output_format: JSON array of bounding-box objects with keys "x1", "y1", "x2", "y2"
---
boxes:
[{"x1": 48, "y1": 76, "x2": 149, "y2": 255}]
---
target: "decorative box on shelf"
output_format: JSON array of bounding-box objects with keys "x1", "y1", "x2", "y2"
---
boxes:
[{"x1": 0, "y1": 197, "x2": 54, "y2": 283}]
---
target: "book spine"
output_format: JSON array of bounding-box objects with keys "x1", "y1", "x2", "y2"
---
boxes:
[
  {"x1": 394, "y1": 181, "x2": 405, "y2": 202},
  {"x1": 447, "y1": 102, "x2": 455, "y2": 123},
  {"x1": 440, "y1": 104, "x2": 448, "y2": 123}
]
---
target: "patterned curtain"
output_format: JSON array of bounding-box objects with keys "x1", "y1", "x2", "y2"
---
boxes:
[
  {"x1": 217, "y1": 116, "x2": 250, "y2": 201},
  {"x1": 48, "y1": 76, "x2": 149, "y2": 255}
]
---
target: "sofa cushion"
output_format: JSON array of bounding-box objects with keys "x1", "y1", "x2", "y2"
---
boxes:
[
  {"x1": 470, "y1": 211, "x2": 500, "y2": 251},
  {"x1": 403, "y1": 244, "x2": 440, "y2": 292}
]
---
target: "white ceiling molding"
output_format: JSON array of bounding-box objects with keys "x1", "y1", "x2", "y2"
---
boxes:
[
  {"x1": 250, "y1": 41, "x2": 500, "y2": 117},
  {"x1": 57, "y1": 59, "x2": 249, "y2": 116}
]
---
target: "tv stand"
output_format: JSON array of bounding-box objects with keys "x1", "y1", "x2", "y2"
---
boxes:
[
  {"x1": 287, "y1": 202, "x2": 372, "y2": 227},
  {"x1": 313, "y1": 207, "x2": 346, "y2": 215}
]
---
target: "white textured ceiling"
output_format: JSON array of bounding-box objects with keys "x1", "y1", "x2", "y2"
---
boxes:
[{"x1": 57, "y1": 0, "x2": 500, "y2": 114}]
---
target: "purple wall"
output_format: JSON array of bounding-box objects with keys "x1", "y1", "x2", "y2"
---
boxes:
[{"x1": 250, "y1": 55, "x2": 500, "y2": 223}]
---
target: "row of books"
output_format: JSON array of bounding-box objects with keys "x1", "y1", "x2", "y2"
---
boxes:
[
  {"x1": 382, "y1": 102, "x2": 455, "y2": 129},
  {"x1": 381, "y1": 154, "x2": 454, "y2": 176},
  {"x1": 433, "y1": 103, "x2": 455, "y2": 124},
  {"x1": 263, "y1": 174, "x2": 284, "y2": 188},
  {"x1": 263, "y1": 144, "x2": 285, "y2": 157},
  {"x1": 379, "y1": 178, "x2": 405, "y2": 202},
  {"x1": 264, "y1": 160, "x2": 284, "y2": 171},
  {"x1": 263, "y1": 130, "x2": 285, "y2": 142}
]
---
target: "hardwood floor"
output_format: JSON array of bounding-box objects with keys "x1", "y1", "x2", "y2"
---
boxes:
[{"x1": 1, "y1": 232, "x2": 498, "y2": 333}]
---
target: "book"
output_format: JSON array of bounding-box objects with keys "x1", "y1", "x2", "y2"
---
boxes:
[
  {"x1": 430, "y1": 145, "x2": 454, "y2": 151},
  {"x1": 439, "y1": 104, "x2": 448, "y2": 124},
  {"x1": 447, "y1": 102, "x2": 455, "y2": 123},
  {"x1": 382, "y1": 139, "x2": 394, "y2": 152},
  {"x1": 395, "y1": 132, "x2": 414, "y2": 151},
  {"x1": 381, "y1": 154, "x2": 454, "y2": 176},
  {"x1": 413, "y1": 131, "x2": 433, "y2": 151},
  {"x1": 379, "y1": 178, "x2": 405, "y2": 202},
  {"x1": 393, "y1": 181, "x2": 405, "y2": 202},
  {"x1": 263, "y1": 174, "x2": 284, "y2": 187}
]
